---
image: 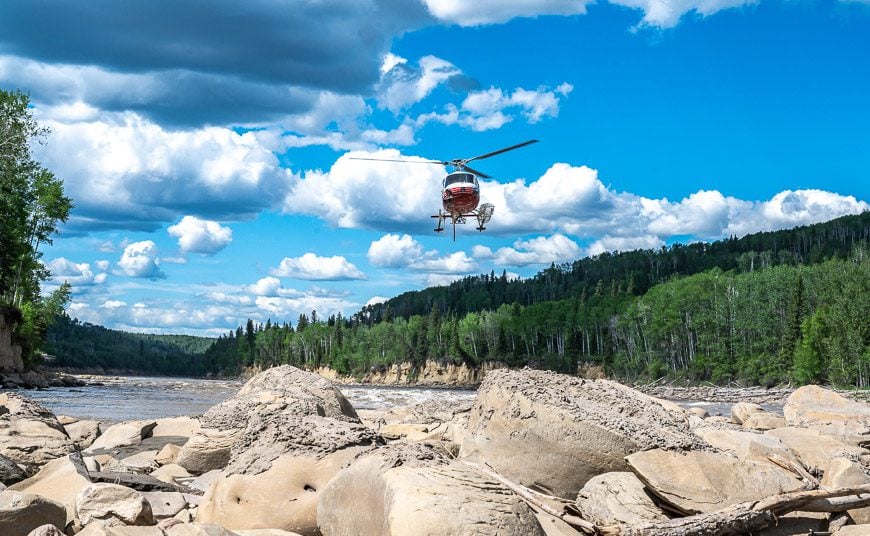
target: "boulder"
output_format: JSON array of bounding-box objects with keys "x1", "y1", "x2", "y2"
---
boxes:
[
  {"x1": 0, "y1": 490, "x2": 66, "y2": 536},
  {"x1": 27, "y1": 525, "x2": 65, "y2": 536},
  {"x1": 64, "y1": 420, "x2": 101, "y2": 449},
  {"x1": 686, "y1": 407, "x2": 708, "y2": 419},
  {"x1": 9, "y1": 454, "x2": 91, "y2": 522},
  {"x1": 730, "y1": 402, "x2": 766, "y2": 424},
  {"x1": 626, "y1": 449, "x2": 805, "y2": 514},
  {"x1": 784, "y1": 385, "x2": 870, "y2": 445},
  {"x1": 197, "y1": 408, "x2": 378, "y2": 534},
  {"x1": 155, "y1": 444, "x2": 181, "y2": 465},
  {"x1": 460, "y1": 369, "x2": 703, "y2": 498},
  {"x1": 765, "y1": 427, "x2": 869, "y2": 471},
  {"x1": 0, "y1": 393, "x2": 74, "y2": 474},
  {"x1": 76, "y1": 523, "x2": 164, "y2": 536},
  {"x1": 236, "y1": 531, "x2": 304, "y2": 536},
  {"x1": 119, "y1": 451, "x2": 159, "y2": 474},
  {"x1": 179, "y1": 469, "x2": 222, "y2": 493},
  {"x1": 85, "y1": 421, "x2": 157, "y2": 453},
  {"x1": 575, "y1": 472, "x2": 668, "y2": 526},
  {"x1": 820, "y1": 458, "x2": 870, "y2": 524},
  {"x1": 150, "y1": 464, "x2": 191, "y2": 486},
  {"x1": 166, "y1": 524, "x2": 240, "y2": 536},
  {"x1": 318, "y1": 443, "x2": 545, "y2": 536},
  {"x1": 75, "y1": 483, "x2": 153, "y2": 526},
  {"x1": 152, "y1": 417, "x2": 201, "y2": 438},
  {"x1": 175, "y1": 429, "x2": 237, "y2": 474},
  {"x1": 197, "y1": 448, "x2": 364, "y2": 535},
  {"x1": 742, "y1": 412, "x2": 786, "y2": 431},
  {"x1": 0, "y1": 452, "x2": 26, "y2": 485},
  {"x1": 141, "y1": 491, "x2": 188, "y2": 520},
  {"x1": 694, "y1": 427, "x2": 801, "y2": 466}
]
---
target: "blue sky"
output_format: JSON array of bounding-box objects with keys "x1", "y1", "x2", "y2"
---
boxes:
[{"x1": 1, "y1": 0, "x2": 868, "y2": 336}]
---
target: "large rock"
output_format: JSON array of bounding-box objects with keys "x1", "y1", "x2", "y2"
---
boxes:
[
  {"x1": 9, "y1": 455, "x2": 91, "y2": 523},
  {"x1": 197, "y1": 449, "x2": 364, "y2": 535},
  {"x1": 0, "y1": 393, "x2": 74, "y2": 474},
  {"x1": 150, "y1": 464, "x2": 190, "y2": 486},
  {"x1": 765, "y1": 427, "x2": 869, "y2": 471},
  {"x1": 141, "y1": 491, "x2": 189, "y2": 520},
  {"x1": 75, "y1": 483, "x2": 153, "y2": 526},
  {"x1": 742, "y1": 412, "x2": 786, "y2": 431},
  {"x1": 694, "y1": 427, "x2": 801, "y2": 465},
  {"x1": 196, "y1": 408, "x2": 379, "y2": 534},
  {"x1": 730, "y1": 402, "x2": 765, "y2": 424},
  {"x1": 85, "y1": 421, "x2": 157, "y2": 453},
  {"x1": 0, "y1": 490, "x2": 66, "y2": 536},
  {"x1": 626, "y1": 449, "x2": 805, "y2": 514},
  {"x1": 784, "y1": 385, "x2": 870, "y2": 445},
  {"x1": 76, "y1": 524, "x2": 164, "y2": 536},
  {"x1": 152, "y1": 417, "x2": 201, "y2": 439},
  {"x1": 837, "y1": 526, "x2": 870, "y2": 536},
  {"x1": 820, "y1": 458, "x2": 870, "y2": 524},
  {"x1": 575, "y1": 472, "x2": 668, "y2": 526},
  {"x1": 318, "y1": 443, "x2": 545, "y2": 536},
  {"x1": 26, "y1": 525, "x2": 65, "y2": 536},
  {"x1": 166, "y1": 525, "x2": 239, "y2": 536},
  {"x1": 64, "y1": 420, "x2": 102, "y2": 450},
  {"x1": 179, "y1": 365, "x2": 361, "y2": 476},
  {"x1": 0, "y1": 452, "x2": 26, "y2": 485},
  {"x1": 459, "y1": 369, "x2": 703, "y2": 498}
]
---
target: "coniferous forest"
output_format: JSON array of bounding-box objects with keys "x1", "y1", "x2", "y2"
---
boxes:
[{"x1": 45, "y1": 212, "x2": 870, "y2": 387}]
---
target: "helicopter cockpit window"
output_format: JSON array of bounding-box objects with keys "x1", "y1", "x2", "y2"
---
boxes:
[{"x1": 444, "y1": 173, "x2": 475, "y2": 186}]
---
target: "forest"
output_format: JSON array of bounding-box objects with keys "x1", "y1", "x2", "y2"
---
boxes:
[{"x1": 47, "y1": 213, "x2": 869, "y2": 388}]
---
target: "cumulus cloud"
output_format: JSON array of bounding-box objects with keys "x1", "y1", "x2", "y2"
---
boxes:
[
  {"x1": 368, "y1": 234, "x2": 425, "y2": 267},
  {"x1": 0, "y1": 1, "x2": 432, "y2": 125},
  {"x1": 475, "y1": 234, "x2": 582, "y2": 267},
  {"x1": 299, "y1": 157, "x2": 868, "y2": 250},
  {"x1": 45, "y1": 258, "x2": 109, "y2": 290},
  {"x1": 35, "y1": 113, "x2": 296, "y2": 232},
  {"x1": 366, "y1": 296, "x2": 389, "y2": 307},
  {"x1": 422, "y1": 0, "x2": 590, "y2": 26},
  {"x1": 422, "y1": 0, "x2": 755, "y2": 28},
  {"x1": 377, "y1": 54, "x2": 464, "y2": 113},
  {"x1": 270, "y1": 253, "x2": 366, "y2": 281},
  {"x1": 117, "y1": 240, "x2": 165, "y2": 279},
  {"x1": 167, "y1": 216, "x2": 233, "y2": 255},
  {"x1": 417, "y1": 84, "x2": 572, "y2": 132}
]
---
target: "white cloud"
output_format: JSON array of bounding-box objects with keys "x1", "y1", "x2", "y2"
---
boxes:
[
  {"x1": 247, "y1": 276, "x2": 283, "y2": 297},
  {"x1": 35, "y1": 112, "x2": 297, "y2": 232},
  {"x1": 368, "y1": 234, "x2": 425, "y2": 267},
  {"x1": 422, "y1": 0, "x2": 754, "y2": 28},
  {"x1": 483, "y1": 234, "x2": 583, "y2": 267},
  {"x1": 727, "y1": 190, "x2": 870, "y2": 237},
  {"x1": 366, "y1": 296, "x2": 389, "y2": 307},
  {"x1": 422, "y1": 0, "x2": 590, "y2": 26},
  {"x1": 45, "y1": 258, "x2": 109, "y2": 289},
  {"x1": 418, "y1": 85, "x2": 572, "y2": 132},
  {"x1": 411, "y1": 251, "x2": 477, "y2": 274},
  {"x1": 378, "y1": 55, "x2": 462, "y2": 113},
  {"x1": 117, "y1": 240, "x2": 165, "y2": 279},
  {"x1": 270, "y1": 253, "x2": 366, "y2": 281},
  {"x1": 167, "y1": 215, "x2": 233, "y2": 255},
  {"x1": 254, "y1": 296, "x2": 355, "y2": 320},
  {"x1": 102, "y1": 300, "x2": 127, "y2": 309},
  {"x1": 586, "y1": 234, "x2": 665, "y2": 256},
  {"x1": 425, "y1": 273, "x2": 467, "y2": 287},
  {"x1": 95, "y1": 260, "x2": 110, "y2": 272}
]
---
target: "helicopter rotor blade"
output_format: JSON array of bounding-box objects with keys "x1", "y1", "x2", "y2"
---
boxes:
[
  {"x1": 461, "y1": 139, "x2": 539, "y2": 164},
  {"x1": 460, "y1": 164, "x2": 492, "y2": 179},
  {"x1": 347, "y1": 157, "x2": 448, "y2": 165}
]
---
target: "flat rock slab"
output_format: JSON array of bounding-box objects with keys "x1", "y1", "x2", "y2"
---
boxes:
[
  {"x1": 460, "y1": 369, "x2": 703, "y2": 499},
  {"x1": 575, "y1": 471, "x2": 668, "y2": 526},
  {"x1": 626, "y1": 449, "x2": 805, "y2": 515},
  {"x1": 694, "y1": 427, "x2": 801, "y2": 466},
  {"x1": 765, "y1": 427, "x2": 869, "y2": 471},
  {"x1": 0, "y1": 490, "x2": 66, "y2": 535},
  {"x1": 784, "y1": 385, "x2": 870, "y2": 445},
  {"x1": 821, "y1": 458, "x2": 870, "y2": 524},
  {"x1": 85, "y1": 421, "x2": 157, "y2": 453}
]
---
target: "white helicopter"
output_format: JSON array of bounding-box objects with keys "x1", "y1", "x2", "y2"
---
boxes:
[{"x1": 351, "y1": 139, "x2": 538, "y2": 240}]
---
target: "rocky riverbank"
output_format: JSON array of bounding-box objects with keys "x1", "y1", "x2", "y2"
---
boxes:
[{"x1": 1, "y1": 366, "x2": 870, "y2": 535}]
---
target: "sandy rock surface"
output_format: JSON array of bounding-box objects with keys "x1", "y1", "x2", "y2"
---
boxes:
[
  {"x1": 460, "y1": 369, "x2": 704, "y2": 499},
  {"x1": 0, "y1": 490, "x2": 66, "y2": 536},
  {"x1": 784, "y1": 385, "x2": 870, "y2": 445},
  {"x1": 75, "y1": 483, "x2": 154, "y2": 526},
  {"x1": 0, "y1": 393, "x2": 74, "y2": 474},
  {"x1": 318, "y1": 443, "x2": 545, "y2": 536},
  {"x1": 575, "y1": 472, "x2": 668, "y2": 526}
]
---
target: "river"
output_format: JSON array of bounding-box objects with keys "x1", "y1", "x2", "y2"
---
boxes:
[
  {"x1": 22, "y1": 375, "x2": 477, "y2": 422},
  {"x1": 19, "y1": 374, "x2": 778, "y2": 423}
]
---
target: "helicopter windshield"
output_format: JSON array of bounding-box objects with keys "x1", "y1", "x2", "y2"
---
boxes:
[{"x1": 444, "y1": 172, "x2": 476, "y2": 187}]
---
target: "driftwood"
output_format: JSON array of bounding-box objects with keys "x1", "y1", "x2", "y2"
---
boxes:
[{"x1": 464, "y1": 459, "x2": 870, "y2": 536}]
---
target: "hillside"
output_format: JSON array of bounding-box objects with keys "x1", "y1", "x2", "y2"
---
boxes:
[{"x1": 360, "y1": 212, "x2": 870, "y2": 323}]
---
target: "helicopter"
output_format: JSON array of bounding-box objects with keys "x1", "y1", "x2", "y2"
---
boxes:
[{"x1": 350, "y1": 139, "x2": 538, "y2": 240}]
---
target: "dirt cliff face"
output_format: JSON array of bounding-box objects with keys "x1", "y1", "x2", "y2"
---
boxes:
[{"x1": 0, "y1": 309, "x2": 24, "y2": 373}]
